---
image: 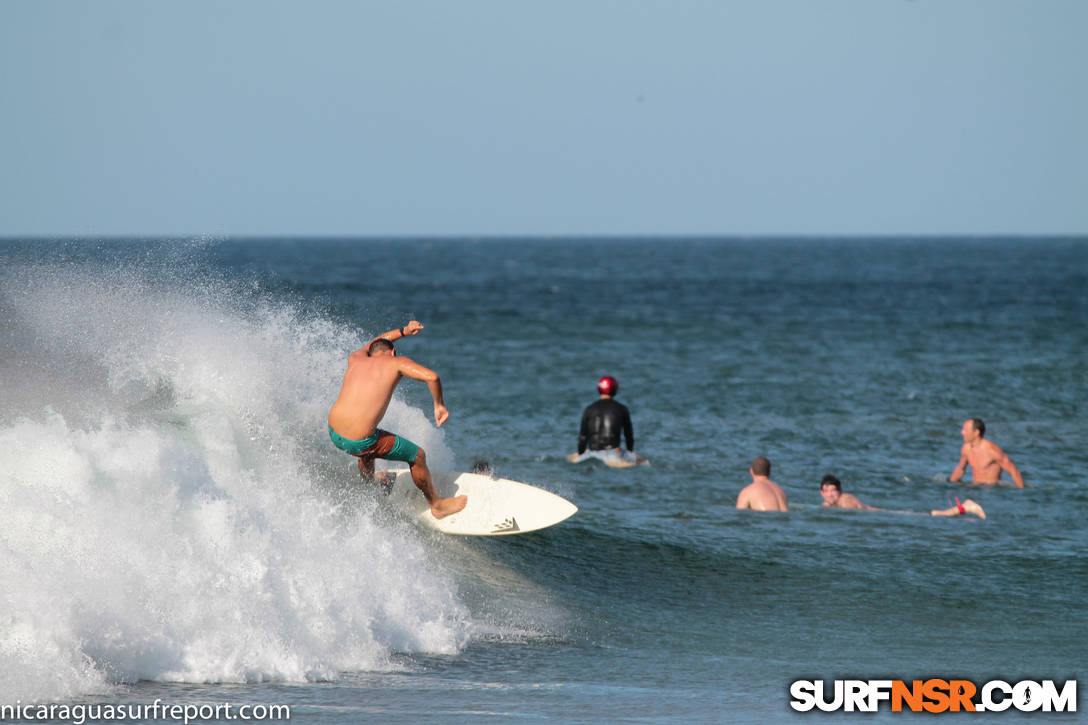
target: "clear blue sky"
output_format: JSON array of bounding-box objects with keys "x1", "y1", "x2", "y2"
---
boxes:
[{"x1": 2, "y1": 0, "x2": 1085, "y2": 237}]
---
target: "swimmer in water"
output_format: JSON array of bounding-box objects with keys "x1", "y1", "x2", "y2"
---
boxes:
[
  {"x1": 819, "y1": 475, "x2": 882, "y2": 510},
  {"x1": 818, "y1": 474, "x2": 985, "y2": 519},
  {"x1": 736, "y1": 457, "x2": 789, "y2": 512},
  {"x1": 567, "y1": 375, "x2": 648, "y2": 465},
  {"x1": 950, "y1": 418, "x2": 1024, "y2": 488}
]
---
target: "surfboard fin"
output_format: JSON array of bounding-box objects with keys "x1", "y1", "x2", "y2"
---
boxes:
[{"x1": 491, "y1": 517, "x2": 521, "y2": 533}]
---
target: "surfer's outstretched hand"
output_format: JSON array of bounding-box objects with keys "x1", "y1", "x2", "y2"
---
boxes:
[
  {"x1": 434, "y1": 403, "x2": 450, "y2": 427},
  {"x1": 402, "y1": 320, "x2": 424, "y2": 336}
]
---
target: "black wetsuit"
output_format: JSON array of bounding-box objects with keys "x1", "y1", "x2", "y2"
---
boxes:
[{"x1": 577, "y1": 398, "x2": 634, "y2": 454}]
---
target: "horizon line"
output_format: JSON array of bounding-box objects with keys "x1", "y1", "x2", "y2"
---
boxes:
[{"x1": 3, "y1": 233, "x2": 1087, "y2": 242}]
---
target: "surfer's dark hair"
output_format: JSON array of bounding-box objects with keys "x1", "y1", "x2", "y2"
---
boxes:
[
  {"x1": 751, "y1": 457, "x2": 771, "y2": 476},
  {"x1": 820, "y1": 474, "x2": 842, "y2": 491},
  {"x1": 368, "y1": 338, "x2": 395, "y2": 356},
  {"x1": 970, "y1": 418, "x2": 986, "y2": 437}
]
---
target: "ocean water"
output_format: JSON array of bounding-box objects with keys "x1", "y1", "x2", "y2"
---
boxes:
[{"x1": 0, "y1": 237, "x2": 1085, "y2": 723}]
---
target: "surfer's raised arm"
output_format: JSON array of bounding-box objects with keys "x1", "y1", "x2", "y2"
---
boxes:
[{"x1": 364, "y1": 319, "x2": 424, "y2": 351}]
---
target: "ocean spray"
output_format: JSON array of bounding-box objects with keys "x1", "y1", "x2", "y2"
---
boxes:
[{"x1": 0, "y1": 249, "x2": 468, "y2": 702}]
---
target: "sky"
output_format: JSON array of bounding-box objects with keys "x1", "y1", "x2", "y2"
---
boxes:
[{"x1": 2, "y1": 0, "x2": 1086, "y2": 237}]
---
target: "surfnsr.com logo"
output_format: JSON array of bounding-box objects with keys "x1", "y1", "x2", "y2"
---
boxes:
[{"x1": 790, "y1": 679, "x2": 1077, "y2": 713}]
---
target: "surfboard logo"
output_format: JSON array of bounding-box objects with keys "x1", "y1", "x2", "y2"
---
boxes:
[{"x1": 491, "y1": 517, "x2": 521, "y2": 533}]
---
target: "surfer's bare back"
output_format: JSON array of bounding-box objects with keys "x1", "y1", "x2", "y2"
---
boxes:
[{"x1": 328, "y1": 320, "x2": 467, "y2": 519}]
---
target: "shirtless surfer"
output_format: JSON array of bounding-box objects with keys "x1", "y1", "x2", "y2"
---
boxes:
[
  {"x1": 950, "y1": 418, "x2": 1024, "y2": 488},
  {"x1": 328, "y1": 320, "x2": 467, "y2": 518},
  {"x1": 819, "y1": 475, "x2": 881, "y2": 510},
  {"x1": 819, "y1": 474, "x2": 985, "y2": 518},
  {"x1": 736, "y1": 457, "x2": 788, "y2": 512}
]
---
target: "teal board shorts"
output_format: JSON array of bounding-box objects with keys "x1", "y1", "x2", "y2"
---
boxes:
[{"x1": 328, "y1": 425, "x2": 420, "y2": 463}]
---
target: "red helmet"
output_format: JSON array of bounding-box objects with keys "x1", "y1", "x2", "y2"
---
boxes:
[{"x1": 597, "y1": 375, "x2": 619, "y2": 396}]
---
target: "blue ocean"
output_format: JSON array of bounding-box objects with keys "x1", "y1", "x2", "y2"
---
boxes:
[{"x1": 1, "y1": 237, "x2": 1084, "y2": 723}]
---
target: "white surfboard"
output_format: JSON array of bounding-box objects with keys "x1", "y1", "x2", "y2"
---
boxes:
[{"x1": 387, "y1": 470, "x2": 578, "y2": 536}]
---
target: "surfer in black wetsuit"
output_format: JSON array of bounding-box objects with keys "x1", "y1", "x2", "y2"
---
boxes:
[{"x1": 568, "y1": 376, "x2": 647, "y2": 465}]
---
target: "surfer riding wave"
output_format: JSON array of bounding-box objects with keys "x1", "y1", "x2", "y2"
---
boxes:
[{"x1": 328, "y1": 320, "x2": 467, "y2": 519}]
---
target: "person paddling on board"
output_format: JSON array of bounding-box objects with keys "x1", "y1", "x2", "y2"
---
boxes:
[
  {"x1": 820, "y1": 474, "x2": 985, "y2": 519},
  {"x1": 819, "y1": 474, "x2": 882, "y2": 510},
  {"x1": 736, "y1": 457, "x2": 789, "y2": 512},
  {"x1": 949, "y1": 418, "x2": 1025, "y2": 488},
  {"x1": 567, "y1": 375, "x2": 647, "y2": 465},
  {"x1": 328, "y1": 320, "x2": 467, "y2": 519}
]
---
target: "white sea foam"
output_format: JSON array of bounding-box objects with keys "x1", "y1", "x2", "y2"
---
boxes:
[{"x1": 0, "y1": 253, "x2": 469, "y2": 702}]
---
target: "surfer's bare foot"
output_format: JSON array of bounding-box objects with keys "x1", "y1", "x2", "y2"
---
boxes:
[
  {"x1": 963, "y1": 499, "x2": 986, "y2": 519},
  {"x1": 431, "y1": 495, "x2": 468, "y2": 519}
]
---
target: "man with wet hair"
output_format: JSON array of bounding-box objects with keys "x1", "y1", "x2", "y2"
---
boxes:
[
  {"x1": 328, "y1": 320, "x2": 467, "y2": 519},
  {"x1": 950, "y1": 418, "x2": 1024, "y2": 488},
  {"x1": 736, "y1": 456, "x2": 788, "y2": 512},
  {"x1": 818, "y1": 473, "x2": 985, "y2": 519},
  {"x1": 819, "y1": 474, "x2": 881, "y2": 510}
]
